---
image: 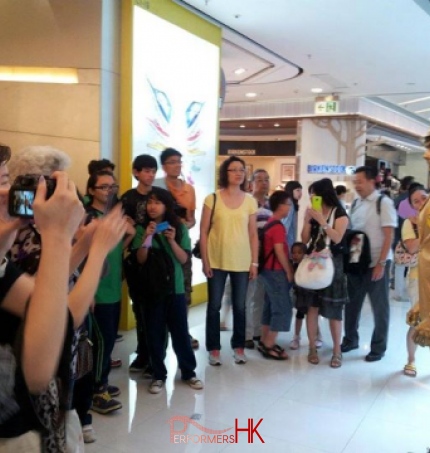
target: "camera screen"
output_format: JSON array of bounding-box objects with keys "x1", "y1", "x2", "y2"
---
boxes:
[{"x1": 12, "y1": 190, "x2": 35, "y2": 216}]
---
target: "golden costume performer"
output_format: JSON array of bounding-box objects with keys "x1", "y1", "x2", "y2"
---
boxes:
[{"x1": 410, "y1": 131, "x2": 430, "y2": 346}]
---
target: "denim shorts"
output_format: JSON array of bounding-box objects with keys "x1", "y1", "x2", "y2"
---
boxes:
[{"x1": 261, "y1": 270, "x2": 293, "y2": 332}]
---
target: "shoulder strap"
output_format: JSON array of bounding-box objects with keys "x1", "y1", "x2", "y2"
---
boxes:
[
  {"x1": 376, "y1": 194, "x2": 384, "y2": 215},
  {"x1": 324, "y1": 208, "x2": 336, "y2": 247},
  {"x1": 208, "y1": 193, "x2": 217, "y2": 234}
]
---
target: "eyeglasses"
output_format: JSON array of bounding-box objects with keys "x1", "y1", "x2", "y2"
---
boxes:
[
  {"x1": 227, "y1": 168, "x2": 245, "y2": 173},
  {"x1": 164, "y1": 160, "x2": 182, "y2": 165},
  {"x1": 94, "y1": 184, "x2": 119, "y2": 192}
]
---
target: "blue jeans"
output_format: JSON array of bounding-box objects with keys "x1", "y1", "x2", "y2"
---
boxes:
[
  {"x1": 206, "y1": 269, "x2": 249, "y2": 351},
  {"x1": 261, "y1": 270, "x2": 293, "y2": 332},
  {"x1": 343, "y1": 262, "x2": 391, "y2": 355},
  {"x1": 146, "y1": 294, "x2": 196, "y2": 381},
  {"x1": 93, "y1": 302, "x2": 120, "y2": 388}
]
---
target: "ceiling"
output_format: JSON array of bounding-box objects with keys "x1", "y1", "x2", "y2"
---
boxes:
[{"x1": 176, "y1": 0, "x2": 430, "y2": 128}]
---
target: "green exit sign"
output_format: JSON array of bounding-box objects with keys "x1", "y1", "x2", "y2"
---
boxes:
[{"x1": 314, "y1": 100, "x2": 339, "y2": 114}]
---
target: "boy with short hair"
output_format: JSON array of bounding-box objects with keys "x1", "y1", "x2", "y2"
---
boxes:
[{"x1": 259, "y1": 191, "x2": 294, "y2": 360}]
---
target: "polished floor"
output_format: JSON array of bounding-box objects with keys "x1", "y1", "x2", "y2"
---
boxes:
[{"x1": 86, "y1": 294, "x2": 430, "y2": 453}]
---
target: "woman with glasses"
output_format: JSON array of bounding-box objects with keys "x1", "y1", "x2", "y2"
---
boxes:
[{"x1": 199, "y1": 156, "x2": 258, "y2": 365}]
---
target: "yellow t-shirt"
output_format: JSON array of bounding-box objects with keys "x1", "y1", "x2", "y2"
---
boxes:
[
  {"x1": 402, "y1": 218, "x2": 419, "y2": 280},
  {"x1": 205, "y1": 190, "x2": 257, "y2": 271}
]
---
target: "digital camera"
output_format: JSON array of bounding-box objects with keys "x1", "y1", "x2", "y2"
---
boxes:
[{"x1": 8, "y1": 174, "x2": 56, "y2": 218}]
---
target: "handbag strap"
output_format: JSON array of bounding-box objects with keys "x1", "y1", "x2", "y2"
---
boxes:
[
  {"x1": 208, "y1": 193, "x2": 217, "y2": 234},
  {"x1": 323, "y1": 208, "x2": 337, "y2": 248}
]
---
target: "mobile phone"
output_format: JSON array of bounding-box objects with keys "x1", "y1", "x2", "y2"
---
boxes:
[
  {"x1": 155, "y1": 221, "x2": 170, "y2": 233},
  {"x1": 311, "y1": 195, "x2": 322, "y2": 211}
]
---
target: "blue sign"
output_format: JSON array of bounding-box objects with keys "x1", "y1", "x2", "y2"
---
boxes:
[{"x1": 307, "y1": 165, "x2": 355, "y2": 175}]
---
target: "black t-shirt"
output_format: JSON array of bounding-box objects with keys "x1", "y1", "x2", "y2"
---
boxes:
[
  {"x1": 121, "y1": 189, "x2": 149, "y2": 226},
  {"x1": 0, "y1": 261, "x2": 36, "y2": 438},
  {"x1": 307, "y1": 207, "x2": 347, "y2": 256}
]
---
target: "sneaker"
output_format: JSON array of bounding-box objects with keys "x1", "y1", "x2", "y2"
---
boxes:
[
  {"x1": 115, "y1": 334, "x2": 124, "y2": 343},
  {"x1": 110, "y1": 358, "x2": 122, "y2": 368},
  {"x1": 233, "y1": 348, "x2": 247, "y2": 364},
  {"x1": 184, "y1": 377, "x2": 204, "y2": 390},
  {"x1": 91, "y1": 392, "x2": 122, "y2": 414},
  {"x1": 107, "y1": 385, "x2": 121, "y2": 397},
  {"x1": 208, "y1": 350, "x2": 222, "y2": 366},
  {"x1": 82, "y1": 424, "x2": 96, "y2": 443},
  {"x1": 148, "y1": 379, "x2": 164, "y2": 394},
  {"x1": 289, "y1": 336, "x2": 300, "y2": 350},
  {"x1": 129, "y1": 356, "x2": 146, "y2": 372}
]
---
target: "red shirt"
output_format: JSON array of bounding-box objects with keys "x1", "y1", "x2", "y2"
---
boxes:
[{"x1": 263, "y1": 217, "x2": 288, "y2": 270}]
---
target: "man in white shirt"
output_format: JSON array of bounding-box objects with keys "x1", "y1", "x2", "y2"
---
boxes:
[{"x1": 342, "y1": 166, "x2": 397, "y2": 361}]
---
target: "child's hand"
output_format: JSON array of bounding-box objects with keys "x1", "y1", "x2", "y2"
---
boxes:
[
  {"x1": 146, "y1": 221, "x2": 157, "y2": 236},
  {"x1": 164, "y1": 226, "x2": 176, "y2": 242}
]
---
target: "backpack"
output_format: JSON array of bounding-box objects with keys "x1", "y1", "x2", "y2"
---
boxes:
[
  {"x1": 343, "y1": 195, "x2": 384, "y2": 274},
  {"x1": 258, "y1": 220, "x2": 283, "y2": 273},
  {"x1": 123, "y1": 235, "x2": 175, "y2": 303}
]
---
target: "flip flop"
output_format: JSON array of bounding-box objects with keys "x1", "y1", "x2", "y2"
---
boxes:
[
  {"x1": 330, "y1": 353, "x2": 342, "y2": 368},
  {"x1": 403, "y1": 363, "x2": 417, "y2": 377},
  {"x1": 262, "y1": 344, "x2": 288, "y2": 360}
]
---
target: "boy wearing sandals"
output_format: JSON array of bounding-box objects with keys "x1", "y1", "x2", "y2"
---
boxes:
[{"x1": 259, "y1": 191, "x2": 294, "y2": 360}]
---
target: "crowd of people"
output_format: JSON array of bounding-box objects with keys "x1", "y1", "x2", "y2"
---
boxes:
[{"x1": 0, "y1": 141, "x2": 429, "y2": 452}]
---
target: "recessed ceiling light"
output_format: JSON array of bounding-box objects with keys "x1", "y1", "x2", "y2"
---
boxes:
[
  {"x1": 311, "y1": 88, "x2": 323, "y2": 93},
  {"x1": 234, "y1": 68, "x2": 246, "y2": 75},
  {"x1": 399, "y1": 96, "x2": 430, "y2": 105},
  {"x1": 245, "y1": 92, "x2": 257, "y2": 98},
  {"x1": 274, "y1": 123, "x2": 280, "y2": 127},
  {"x1": 239, "y1": 124, "x2": 246, "y2": 128}
]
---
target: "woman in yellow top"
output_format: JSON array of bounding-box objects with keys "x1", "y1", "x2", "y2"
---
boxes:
[
  {"x1": 402, "y1": 184, "x2": 428, "y2": 377},
  {"x1": 199, "y1": 156, "x2": 258, "y2": 366}
]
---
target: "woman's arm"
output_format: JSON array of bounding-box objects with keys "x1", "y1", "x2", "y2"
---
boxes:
[
  {"x1": 199, "y1": 202, "x2": 213, "y2": 277},
  {"x1": 22, "y1": 172, "x2": 85, "y2": 393},
  {"x1": 402, "y1": 219, "x2": 420, "y2": 254},
  {"x1": 68, "y1": 206, "x2": 127, "y2": 328},
  {"x1": 164, "y1": 226, "x2": 188, "y2": 264}
]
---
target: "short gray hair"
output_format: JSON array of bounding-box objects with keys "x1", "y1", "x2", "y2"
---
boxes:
[{"x1": 9, "y1": 146, "x2": 71, "y2": 183}]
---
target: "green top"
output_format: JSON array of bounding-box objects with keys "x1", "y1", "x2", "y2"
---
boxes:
[
  {"x1": 86, "y1": 207, "x2": 123, "y2": 304},
  {"x1": 132, "y1": 223, "x2": 190, "y2": 294}
]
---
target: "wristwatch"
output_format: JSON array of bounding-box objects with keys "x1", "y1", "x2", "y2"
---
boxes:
[
  {"x1": 251, "y1": 263, "x2": 259, "y2": 268},
  {"x1": 378, "y1": 260, "x2": 387, "y2": 267}
]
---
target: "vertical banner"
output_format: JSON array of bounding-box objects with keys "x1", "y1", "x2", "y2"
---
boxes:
[{"x1": 132, "y1": 6, "x2": 220, "y2": 285}]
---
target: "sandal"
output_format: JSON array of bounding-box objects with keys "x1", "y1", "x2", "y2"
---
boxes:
[
  {"x1": 403, "y1": 363, "x2": 417, "y2": 377},
  {"x1": 330, "y1": 353, "x2": 342, "y2": 368},
  {"x1": 261, "y1": 344, "x2": 288, "y2": 360},
  {"x1": 308, "y1": 348, "x2": 319, "y2": 365}
]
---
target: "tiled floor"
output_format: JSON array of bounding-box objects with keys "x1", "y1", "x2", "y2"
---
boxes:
[{"x1": 86, "y1": 294, "x2": 430, "y2": 453}]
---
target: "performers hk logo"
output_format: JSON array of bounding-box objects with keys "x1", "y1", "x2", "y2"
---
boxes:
[{"x1": 168, "y1": 416, "x2": 264, "y2": 444}]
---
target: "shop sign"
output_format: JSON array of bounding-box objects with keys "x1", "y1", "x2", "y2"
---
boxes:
[
  {"x1": 307, "y1": 165, "x2": 356, "y2": 175},
  {"x1": 227, "y1": 149, "x2": 256, "y2": 156}
]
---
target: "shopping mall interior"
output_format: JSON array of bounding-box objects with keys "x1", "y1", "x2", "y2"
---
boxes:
[{"x1": 1, "y1": 0, "x2": 430, "y2": 452}]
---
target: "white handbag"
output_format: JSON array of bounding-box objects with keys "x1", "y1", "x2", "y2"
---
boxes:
[{"x1": 295, "y1": 209, "x2": 336, "y2": 290}]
